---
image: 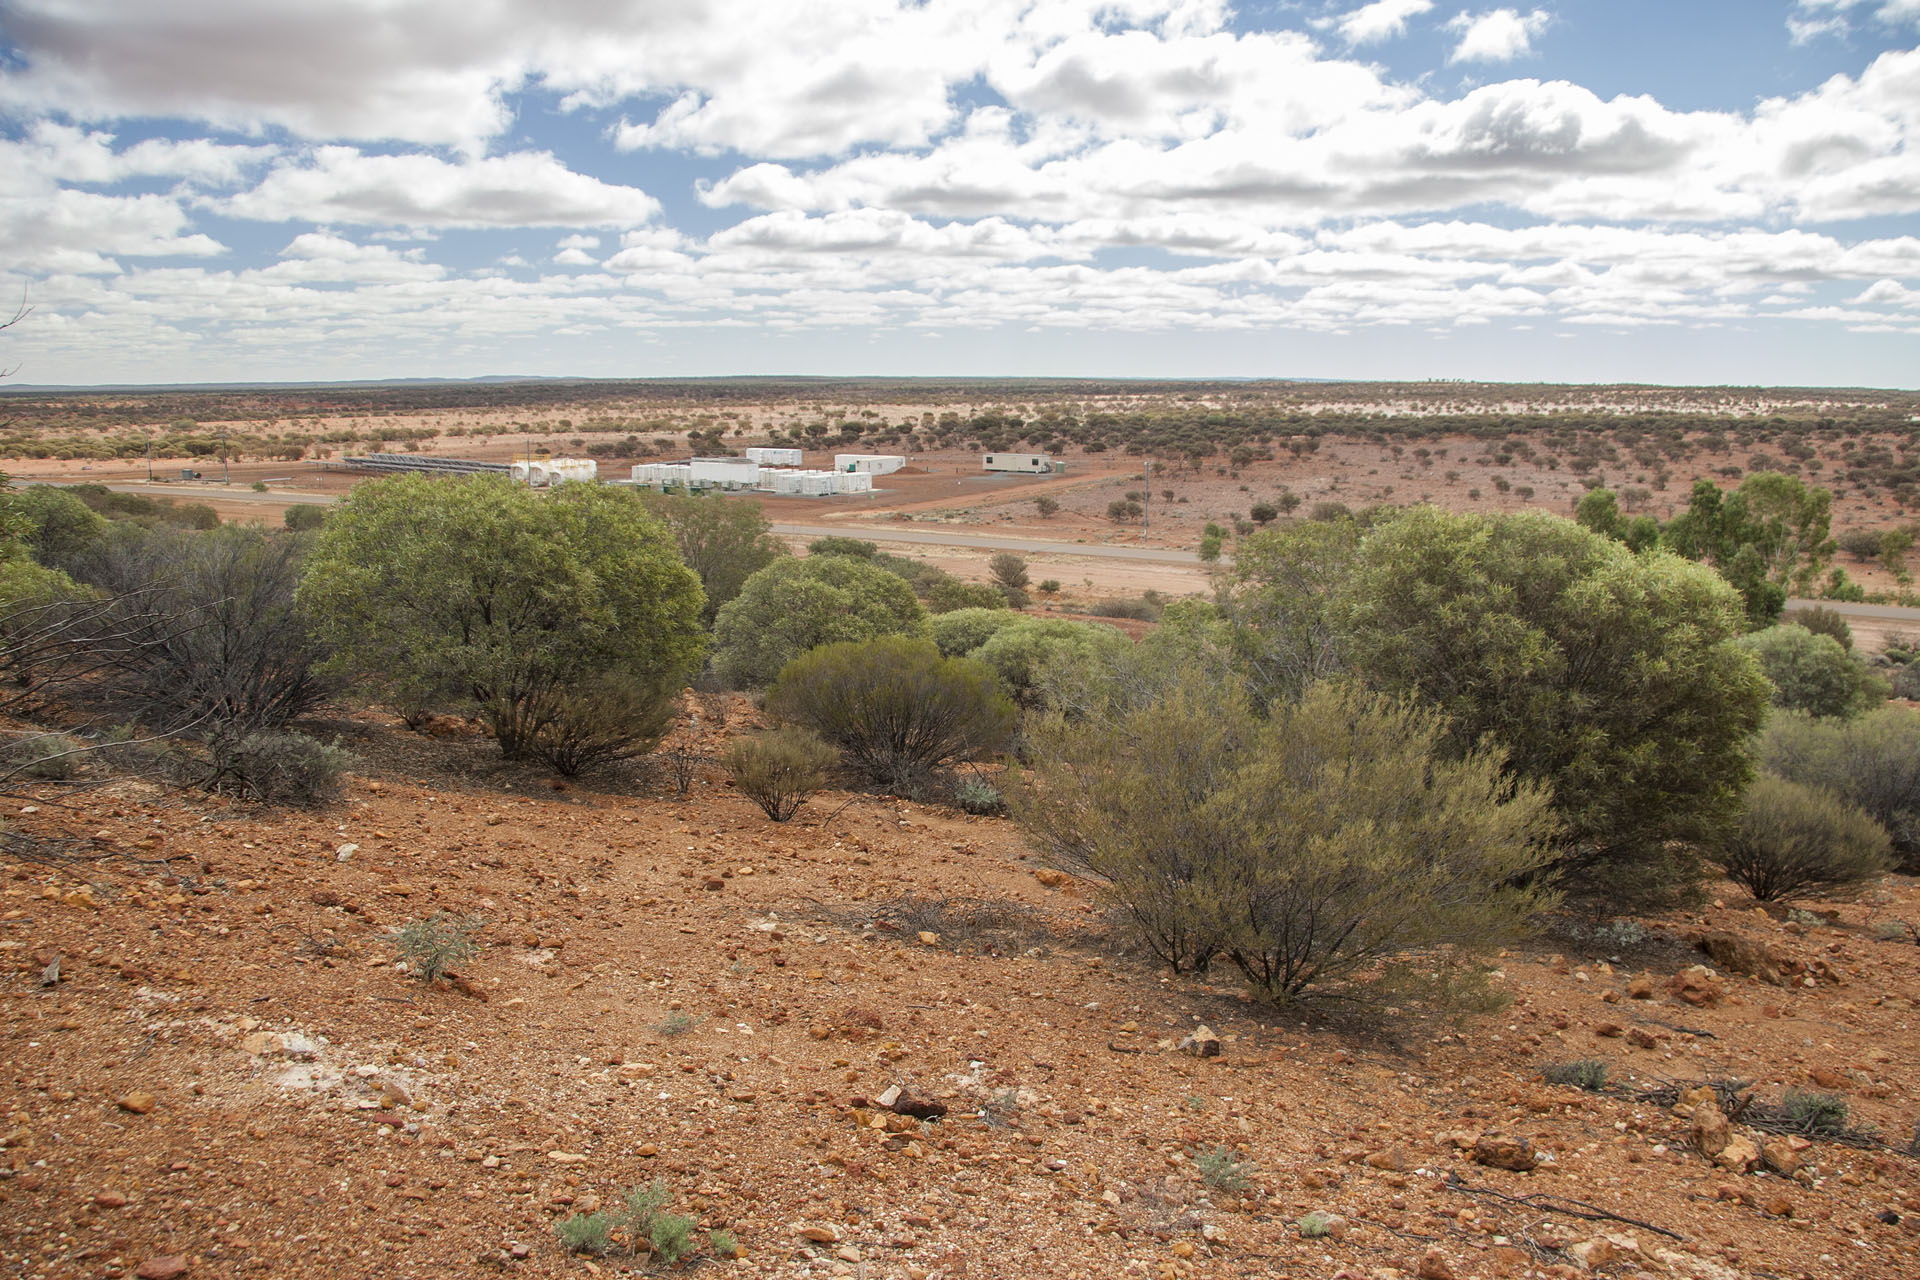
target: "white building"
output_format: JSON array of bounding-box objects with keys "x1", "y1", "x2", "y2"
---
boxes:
[
  {"x1": 746, "y1": 447, "x2": 804, "y2": 466},
  {"x1": 833, "y1": 453, "x2": 906, "y2": 475},
  {"x1": 982, "y1": 453, "x2": 1060, "y2": 473},
  {"x1": 688, "y1": 457, "x2": 761, "y2": 489}
]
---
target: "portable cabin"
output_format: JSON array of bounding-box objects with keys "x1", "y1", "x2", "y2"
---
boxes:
[{"x1": 833, "y1": 454, "x2": 906, "y2": 475}]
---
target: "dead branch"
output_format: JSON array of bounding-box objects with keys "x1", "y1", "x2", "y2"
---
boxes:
[{"x1": 1441, "y1": 1172, "x2": 1684, "y2": 1241}]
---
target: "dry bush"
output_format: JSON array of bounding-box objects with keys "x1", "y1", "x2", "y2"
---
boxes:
[
  {"x1": 1714, "y1": 773, "x2": 1894, "y2": 902},
  {"x1": 723, "y1": 727, "x2": 837, "y2": 821}
]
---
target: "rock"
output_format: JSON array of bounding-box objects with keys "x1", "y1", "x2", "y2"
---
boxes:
[
  {"x1": 1713, "y1": 1134, "x2": 1760, "y2": 1173},
  {"x1": 1033, "y1": 868, "x2": 1071, "y2": 888},
  {"x1": 1472, "y1": 1134, "x2": 1538, "y2": 1172},
  {"x1": 117, "y1": 1090, "x2": 157, "y2": 1115},
  {"x1": 1627, "y1": 1027, "x2": 1660, "y2": 1049},
  {"x1": 702, "y1": 877, "x2": 725, "y2": 891},
  {"x1": 135, "y1": 1257, "x2": 189, "y2": 1280},
  {"x1": 1568, "y1": 1237, "x2": 1615, "y2": 1270},
  {"x1": 1416, "y1": 1248, "x2": 1458, "y2": 1280},
  {"x1": 1593, "y1": 1022, "x2": 1624, "y2": 1038},
  {"x1": 1762, "y1": 1139, "x2": 1801, "y2": 1176},
  {"x1": 1808, "y1": 1065, "x2": 1848, "y2": 1090},
  {"x1": 1763, "y1": 1193, "x2": 1794, "y2": 1217},
  {"x1": 1178, "y1": 1026, "x2": 1222, "y2": 1058},
  {"x1": 1667, "y1": 966, "x2": 1725, "y2": 1007},
  {"x1": 334, "y1": 843, "x2": 357, "y2": 862},
  {"x1": 1626, "y1": 974, "x2": 1655, "y2": 999},
  {"x1": 1697, "y1": 931, "x2": 1786, "y2": 985},
  {"x1": 1690, "y1": 1098, "x2": 1730, "y2": 1159},
  {"x1": 798, "y1": 1225, "x2": 839, "y2": 1243},
  {"x1": 93, "y1": 1189, "x2": 128, "y2": 1208},
  {"x1": 916, "y1": 931, "x2": 938, "y2": 946},
  {"x1": 1364, "y1": 1148, "x2": 1407, "y2": 1171},
  {"x1": 892, "y1": 1093, "x2": 947, "y2": 1120}
]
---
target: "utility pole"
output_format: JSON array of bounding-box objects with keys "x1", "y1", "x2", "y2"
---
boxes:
[
  {"x1": 144, "y1": 434, "x2": 153, "y2": 482},
  {"x1": 219, "y1": 426, "x2": 230, "y2": 484},
  {"x1": 1142, "y1": 459, "x2": 1151, "y2": 532}
]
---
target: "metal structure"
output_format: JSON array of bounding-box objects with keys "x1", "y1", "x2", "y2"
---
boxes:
[
  {"x1": 332, "y1": 454, "x2": 511, "y2": 476},
  {"x1": 982, "y1": 452, "x2": 1061, "y2": 473},
  {"x1": 833, "y1": 453, "x2": 906, "y2": 475}
]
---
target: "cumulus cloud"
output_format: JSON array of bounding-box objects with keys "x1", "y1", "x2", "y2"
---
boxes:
[
  {"x1": 1447, "y1": 9, "x2": 1551, "y2": 64},
  {"x1": 1324, "y1": 0, "x2": 1436, "y2": 46},
  {"x1": 1790, "y1": 0, "x2": 1920, "y2": 42},
  {"x1": 220, "y1": 149, "x2": 660, "y2": 228}
]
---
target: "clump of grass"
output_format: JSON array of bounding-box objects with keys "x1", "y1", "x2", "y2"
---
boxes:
[
  {"x1": 1297, "y1": 1211, "x2": 1333, "y2": 1239},
  {"x1": 392, "y1": 911, "x2": 482, "y2": 982},
  {"x1": 658, "y1": 1010, "x2": 696, "y2": 1037},
  {"x1": 1542, "y1": 1059, "x2": 1610, "y2": 1092},
  {"x1": 554, "y1": 1209, "x2": 614, "y2": 1255},
  {"x1": 707, "y1": 1228, "x2": 741, "y2": 1259},
  {"x1": 554, "y1": 1179, "x2": 700, "y2": 1263},
  {"x1": 952, "y1": 778, "x2": 1006, "y2": 816},
  {"x1": 1779, "y1": 1089, "x2": 1850, "y2": 1135},
  {"x1": 1195, "y1": 1145, "x2": 1250, "y2": 1193}
]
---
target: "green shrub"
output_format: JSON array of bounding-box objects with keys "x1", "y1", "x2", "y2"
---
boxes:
[
  {"x1": 767, "y1": 636, "x2": 1014, "y2": 790},
  {"x1": 1542, "y1": 1060, "x2": 1610, "y2": 1091},
  {"x1": 711, "y1": 555, "x2": 927, "y2": 688},
  {"x1": 1738, "y1": 625, "x2": 1886, "y2": 719},
  {"x1": 206, "y1": 731, "x2": 353, "y2": 805},
  {"x1": 807, "y1": 536, "x2": 877, "y2": 559},
  {"x1": 1297, "y1": 1211, "x2": 1334, "y2": 1239},
  {"x1": 924, "y1": 577, "x2": 1007, "y2": 612},
  {"x1": 1088, "y1": 594, "x2": 1162, "y2": 621},
  {"x1": 929, "y1": 606, "x2": 1017, "y2": 657},
  {"x1": 393, "y1": 912, "x2": 483, "y2": 982},
  {"x1": 554, "y1": 1209, "x2": 614, "y2": 1255},
  {"x1": 1015, "y1": 675, "x2": 1558, "y2": 1004},
  {"x1": 723, "y1": 727, "x2": 837, "y2": 821},
  {"x1": 1713, "y1": 773, "x2": 1893, "y2": 902},
  {"x1": 1195, "y1": 1145, "x2": 1250, "y2": 1192},
  {"x1": 282, "y1": 504, "x2": 326, "y2": 531},
  {"x1": 952, "y1": 778, "x2": 1005, "y2": 815},
  {"x1": 1782, "y1": 605, "x2": 1853, "y2": 650},
  {"x1": 527, "y1": 671, "x2": 680, "y2": 777},
  {"x1": 972, "y1": 618, "x2": 1130, "y2": 708},
  {"x1": 555, "y1": 1180, "x2": 700, "y2": 1262},
  {"x1": 1760, "y1": 708, "x2": 1920, "y2": 869},
  {"x1": 2, "y1": 731, "x2": 85, "y2": 781},
  {"x1": 1778, "y1": 1089, "x2": 1851, "y2": 1136}
]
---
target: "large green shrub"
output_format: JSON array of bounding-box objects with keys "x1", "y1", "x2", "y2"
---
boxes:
[
  {"x1": 929, "y1": 606, "x2": 1018, "y2": 657},
  {"x1": 972, "y1": 618, "x2": 1130, "y2": 708},
  {"x1": 1337, "y1": 508, "x2": 1770, "y2": 903},
  {"x1": 711, "y1": 555, "x2": 927, "y2": 688},
  {"x1": 1015, "y1": 675, "x2": 1558, "y2": 1005},
  {"x1": 766, "y1": 636, "x2": 1014, "y2": 789},
  {"x1": 3, "y1": 486, "x2": 107, "y2": 569},
  {"x1": 1761, "y1": 708, "x2": 1920, "y2": 869},
  {"x1": 1714, "y1": 773, "x2": 1893, "y2": 902},
  {"x1": 1737, "y1": 625, "x2": 1887, "y2": 719},
  {"x1": 301, "y1": 475, "x2": 704, "y2": 758},
  {"x1": 643, "y1": 491, "x2": 786, "y2": 623}
]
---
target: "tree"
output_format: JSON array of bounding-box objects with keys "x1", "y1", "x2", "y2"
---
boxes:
[
  {"x1": 642, "y1": 491, "x2": 787, "y2": 624},
  {"x1": 1033, "y1": 496, "x2": 1060, "y2": 518},
  {"x1": 1248, "y1": 501, "x2": 1278, "y2": 525},
  {"x1": 2, "y1": 486, "x2": 107, "y2": 570},
  {"x1": 1661, "y1": 473, "x2": 1835, "y2": 626},
  {"x1": 766, "y1": 636, "x2": 1014, "y2": 789},
  {"x1": 301, "y1": 475, "x2": 705, "y2": 758},
  {"x1": 1224, "y1": 517, "x2": 1362, "y2": 703},
  {"x1": 1015, "y1": 674, "x2": 1558, "y2": 1005},
  {"x1": 1339, "y1": 508, "x2": 1770, "y2": 902},
  {"x1": 1736, "y1": 625, "x2": 1886, "y2": 719},
  {"x1": 930, "y1": 606, "x2": 1019, "y2": 657},
  {"x1": 987, "y1": 552, "x2": 1029, "y2": 594},
  {"x1": 710, "y1": 554, "x2": 928, "y2": 688},
  {"x1": 971, "y1": 617, "x2": 1130, "y2": 708}
]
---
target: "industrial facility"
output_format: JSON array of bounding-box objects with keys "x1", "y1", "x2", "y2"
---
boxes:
[{"x1": 983, "y1": 453, "x2": 1063, "y2": 473}]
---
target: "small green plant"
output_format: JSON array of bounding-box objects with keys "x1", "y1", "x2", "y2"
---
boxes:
[
  {"x1": 1037, "y1": 579, "x2": 1061, "y2": 596},
  {"x1": 1195, "y1": 1145, "x2": 1250, "y2": 1193},
  {"x1": 1297, "y1": 1211, "x2": 1333, "y2": 1239},
  {"x1": 1542, "y1": 1060, "x2": 1610, "y2": 1092},
  {"x1": 953, "y1": 778, "x2": 1005, "y2": 815},
  {"x1": 1779, "y1": 1089, "x2": 1850, "y2": 1135},
  {"x1": 723, "y1": 727, "x2": 837, "y2": 822},
  {"x1": 555, "y1": 1209, "x2": 614, "y2": 1255},
  {"x1": 250, "y1": 481, "x2": 269, "y2": 492},
  {"x1": 3, "y1": 732, "x2": 86, "y2": 781},
  {"x1": 393, "y1": 911, "x2": 482, "y2": 982},
  {"x1": 707, "y1": 1228, "x2": 741, "y2": 1259},
  {"x1": 658, "y1": 1010, "x2": 696, "y2": 1037}
]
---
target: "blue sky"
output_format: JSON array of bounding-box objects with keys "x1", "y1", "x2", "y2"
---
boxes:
[{"x1": 2, "y1": 0, "x2": 1918, "y2": 387}]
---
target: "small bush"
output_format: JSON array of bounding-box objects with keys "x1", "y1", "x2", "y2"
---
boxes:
[
  {"x1": 929, "y1": 606, "x2": 1017, "y2": 657},
  {"x1": 1297, "y1": 1211, "x2": 1334, "y2": 1239},
  {"x1": 1542, "y1": 1060, "x2": 1610, "y2": 1092},
  {"x1": 1715, "y1": 773, "x2": 1894, "y2": 901},
  {"x1": 658, "y1": 1010, "x2": 696, "y2": 1037},
  {"x1": 807, "y1": 536, "x2": 877, "y2": 559},
  {"x1": 283, "y1": 504, "x2": 326, "y2": 531},
  {"x1": 1737, "y1": 625, "x2": 1886, "y2": 719},
  {"x1": 707, "y1": 1228, "x2": 741, "y2": 1258},
  {"x1": 953, "y1": 778, "x2": 1005, "y2": 815},
  {"x1": 1195, "y1": 1145, "x2": 1250, "y2": 1192},
  {"x1": 1088, "y1": 594, "x2": 1162, "y2": 621},
  {"x1": 527, "y1": 672, "x2": 678, "y2": 777},
  {"x1": 724, "y1": 727, "x2": 836, "y2": 821},
  {"x1": 3, "y1": 731, "x2": 86, "y2": 781},
  {"x1": 1761, "y1": 708, "x2": 1920, "y2": 869},
  {"x1": 554, "y1": 1209, "x2": 614, "y2": 1255},
  {"x1": 207, "y1": 731, "x2": 353, "y2": 805},
  {"x1": 394, "y1": 911, "x2": 482, "y2": 982},
  {"x1": 1778, "y1": 1089, "x2": 1850, "y2": 1135},
  {"x1": 767, "y1": 637, "x2": 1015, "y2": 790}
]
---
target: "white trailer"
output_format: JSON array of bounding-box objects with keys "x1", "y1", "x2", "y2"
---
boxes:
[
  {"x1": 688, "y1": 457, "x2": 760, "y2": 489},
  {"x1": 512, "y1": 457, "x2": 597, "y2": 486},
  {"x1": 746, "y1": 447, "x2": 804, "y2": 466},
  {"x1": 982, "y1": 452, "x2": 1059, "y2": 474},
  {"x1": 833, "y1": 453, "x2": 906, "y2": 475}
]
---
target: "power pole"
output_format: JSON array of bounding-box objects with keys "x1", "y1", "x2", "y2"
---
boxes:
[
  {"x1": 1142, "y1": 459, "x2": 1151, "y2": 532},
  {"x1": 219, "y1": 426, "x2": 230, "y2": 484}
]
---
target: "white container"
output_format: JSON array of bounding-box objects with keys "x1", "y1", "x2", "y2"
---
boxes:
[
  {"x1": 689, "y1": 457, "x2": 759, "y2": 488},
  {"x1": 982, "y1": 453, "x2": 1055, "y2": 473},
  {"x1": 746, "y1": 447, "x2": 803, "y2": 466},
  {"x1": 833, "y1": 454, "x2": 906, "y2": 475}
]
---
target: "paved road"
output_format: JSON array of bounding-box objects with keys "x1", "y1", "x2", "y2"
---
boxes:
[
  {"x1": 767, "y1": 522, "x2": 1202, "y2": 565},
  {"x1": 89, "y1": 482, "x2": 334, "y2": 506}
]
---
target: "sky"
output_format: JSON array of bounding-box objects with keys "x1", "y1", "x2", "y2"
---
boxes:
[{"x1": 2, "y1": 0, "x2": 1919, "y2": 388}]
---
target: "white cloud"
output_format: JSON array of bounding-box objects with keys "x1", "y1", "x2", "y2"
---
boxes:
[
  {"x1": 1325, "y1": 0, "x2": 1436, "y2": 46},
  {"x1": 220, "y1": 149, "x2": 660, "y2": 228},
  {"x1": 1790, "y1": 0, "x2": 1920, "y2": 41},
  {"x1": 1447, "y1": 9, "x2": 1551, "y2": 64}
]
